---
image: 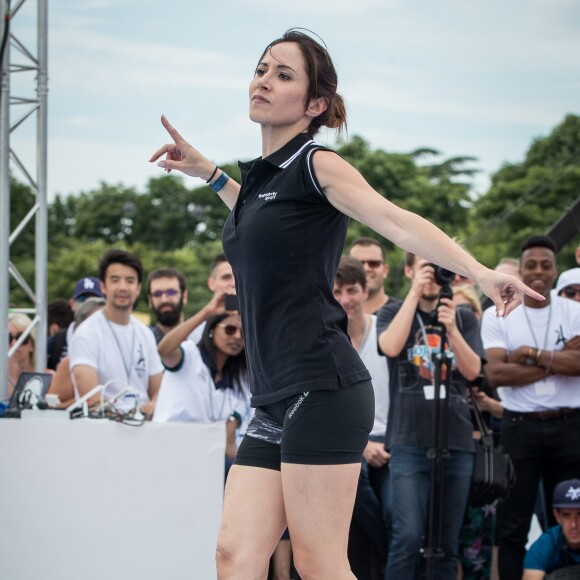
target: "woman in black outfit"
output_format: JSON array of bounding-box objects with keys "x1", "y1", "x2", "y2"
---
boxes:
[{"x1": 150, "y1": 29, "x2": 540, "y2": 580}]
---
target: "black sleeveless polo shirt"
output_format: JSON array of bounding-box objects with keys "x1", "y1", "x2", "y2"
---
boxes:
[{"x1": 222, "y1": 132, "x2": 371, "y2": 406}]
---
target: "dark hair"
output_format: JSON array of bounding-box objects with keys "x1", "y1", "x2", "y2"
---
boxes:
[
  {"x1": 98, "y1": 249, "x2": 144, "y2": 284},
  {"x1": 405, "y1": 252, "x2": 417, "y2": 268},
  {"x1": 259, "y1": 29, "x2": 346, "y2": 136},
  {"x1": 520, "y1": 235, "x2": 557, "y2": 256},
  {"x1": 146, "y1": 267, "x2": 187, "y2": 295},
  {"x1": 335, "y1": 256, "x2": 367, "y2": 290},
  {"x1": 210, "y1": 253, "x2": 229, "y2": 276},
  {"x1": 199, "y1": 313, "x2": 247, "y2": 395},
  {"x1": 349, "y1": 237, "x2": 386, "y2": 261},
  {"x1": 47, "y1": 299, "x2": 74, "y2": 329}
]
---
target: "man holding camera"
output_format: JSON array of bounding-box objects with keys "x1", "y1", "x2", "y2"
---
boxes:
[{"x1": 377, "y1": 252, "x2": 484, "y2": 579}]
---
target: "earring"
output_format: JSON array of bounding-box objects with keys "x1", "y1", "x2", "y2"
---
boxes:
[{"x1": 209, "y1": 331, "x2": 214, "y2": 338}]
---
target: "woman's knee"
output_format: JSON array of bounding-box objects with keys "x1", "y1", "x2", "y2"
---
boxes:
[{"x1": 216, "y1": 542, "x2": 269, "y2": 579}]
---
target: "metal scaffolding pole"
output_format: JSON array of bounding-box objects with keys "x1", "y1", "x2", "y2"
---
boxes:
[
  {"x1": 0, "y1": 0, "x2": 48, "y2": 402},
  {"x1": 0, "y1": 0, "x2": 12, "y2": 403},
  {"x1": 36, "y1": 0, "x2": 48, "y2": 365}
]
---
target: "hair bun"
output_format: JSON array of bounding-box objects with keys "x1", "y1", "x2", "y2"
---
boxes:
[{"x1": 326, "y1": 94, "x2": 347, "y2": 132}]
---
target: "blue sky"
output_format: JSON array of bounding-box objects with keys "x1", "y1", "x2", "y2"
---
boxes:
[{"x1": 9, "y1": 0, "x2": 580, "y2": 201}]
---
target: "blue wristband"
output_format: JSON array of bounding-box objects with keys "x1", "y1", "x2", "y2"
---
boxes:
[{"x1": 210, "y1": 171, "x2": 229, "y2": 193}]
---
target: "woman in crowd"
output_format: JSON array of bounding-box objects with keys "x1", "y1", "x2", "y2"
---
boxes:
[
  {"x1": 153, "y1": 302, "x2": 251, "y2": 468},
  {"x1": 150, "y1": 28, "x2": 540, "y2": 579},
  {"x1": 8, "y1": 313, "x2": 38, "y2": 397}
]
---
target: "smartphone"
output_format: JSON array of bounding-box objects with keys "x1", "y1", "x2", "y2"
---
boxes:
[{"x1": 225, "y1": 294, "x2": 239, "y2": 311}]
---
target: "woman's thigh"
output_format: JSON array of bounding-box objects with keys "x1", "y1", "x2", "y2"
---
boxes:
[
  {"x1": 217, "y1": 464, "x2": 288, "y2": 566},
  {"x1": 282, "y1": 462, "x2": 361, "y2": 566}
]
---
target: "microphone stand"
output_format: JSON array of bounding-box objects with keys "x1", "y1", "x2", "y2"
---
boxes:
[{"x1": 423, "y1": 322, "x2": 453, "y2": 580}]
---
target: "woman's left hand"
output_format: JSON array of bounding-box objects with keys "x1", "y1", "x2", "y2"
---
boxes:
[{"x1": 475, "y1": 268, "x2": 543, "y2": 317}]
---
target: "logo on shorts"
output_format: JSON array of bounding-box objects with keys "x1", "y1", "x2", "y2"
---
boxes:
[{"x1": 288, "y1": 391, "x2": 310, "y2": 419}]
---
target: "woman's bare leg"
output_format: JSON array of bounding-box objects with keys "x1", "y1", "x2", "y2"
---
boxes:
[
  {"x1": 282, "y1": 462, "x2": 361, "y2": 580},
  {"x1": 216, "y1": 464, "x2": 288, "y2": 579}
]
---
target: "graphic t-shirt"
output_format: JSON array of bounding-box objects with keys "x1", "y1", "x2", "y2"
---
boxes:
[{"x1": 377, "y1": 303, "x2": 484, "y2": 452}]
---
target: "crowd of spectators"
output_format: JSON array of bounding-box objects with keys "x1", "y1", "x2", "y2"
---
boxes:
[{"x1": 4, "y1": 236, "x2": 580, "y2": 580}]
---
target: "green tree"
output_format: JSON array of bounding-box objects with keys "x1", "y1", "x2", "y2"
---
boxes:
[
  {"x1": 338, "y1": 137, "x2": 479, "y2": 296},
  {"x1": 467, "y1": 114, "x2": 580, "y2": 267}
]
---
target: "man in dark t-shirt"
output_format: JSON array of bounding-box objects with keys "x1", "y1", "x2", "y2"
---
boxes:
[{"x1": 377, "y1": 253, "x2": 484, "y2": 580}]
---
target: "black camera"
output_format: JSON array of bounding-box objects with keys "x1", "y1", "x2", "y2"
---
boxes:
[
  {"x1": 428, "y1": 263, "x2": 455, "y2": 287},
  {"x1": 428, "y1": 264, "x2": 454, "y2": 326}
]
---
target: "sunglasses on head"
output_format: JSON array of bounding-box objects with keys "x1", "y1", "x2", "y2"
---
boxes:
[
  {"x1": 76, "y1": 294, "x2": 100, "y2": 303},
  {"x1": 150, "y1": 289, "x2": 180, "y2": 298},
  {"x1": 216, "y1": 323, "x2": 242, "y2": 337},
  {"x1": 9, "y1": 332, "x2": 30, "y2": 345},
  {"x1": 359, "y1": 260, "x2": 384, "y2": 269},
  {"x1": 562, "y1": 287, "x2": 580, "y2": 299}
]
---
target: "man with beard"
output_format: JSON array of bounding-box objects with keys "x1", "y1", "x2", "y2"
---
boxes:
[
  {"x1": 481, "y1": 235, "x2": 580, "y2": 578},
  {"x1": 147, "y1": 268, "x2": 188, "y2": 343},
  {"x1": 377, "y1": 252, "x2": 484, "y2": 579}
]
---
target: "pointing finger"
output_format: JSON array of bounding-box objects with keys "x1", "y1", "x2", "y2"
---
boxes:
[
  {"x1": 161, "y1": 115, "x2": 187, "y2": 146},
  {"x1": 515, "y1": 280, "x2": 544, "y2": 302}
]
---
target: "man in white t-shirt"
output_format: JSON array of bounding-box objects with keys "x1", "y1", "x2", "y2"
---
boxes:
[
  {"x1": 481, "y1": 235, "x2": 580, "y2": 579},
  {"x1": 69, "y1": 249, "x2": 164, "y2": 416},
  {"x1": 333, "y1": 256, "x2": 391, "y2": 574}
]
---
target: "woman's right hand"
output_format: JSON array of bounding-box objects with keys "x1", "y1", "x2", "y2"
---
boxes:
[{"x1": 149, "y1": 115, "x2": 215, "y2": 179}]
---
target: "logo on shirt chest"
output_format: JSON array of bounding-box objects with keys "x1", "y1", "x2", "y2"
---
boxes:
[{"x1": 258, "y1": 191, "x2": 277, "y2": 201}]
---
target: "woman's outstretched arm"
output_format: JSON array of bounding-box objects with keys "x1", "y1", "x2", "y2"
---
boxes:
[{"x1": 312, "y1": 150, "x2": 543, "y2": 317}]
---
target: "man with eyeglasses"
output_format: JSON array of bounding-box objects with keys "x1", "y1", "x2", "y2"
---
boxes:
[
  {"x1": 555, "y1": 268, "x2": 580, "y2": 304},
  {"x1": 147, "y1": 268, "x2": 189, "y2": 343},
  {"x1": 349, "y1": 237, "x2": 392, "y2": 315},
  {"x1": 481, "y1": 235, "x2": 580, "y2": 578}
]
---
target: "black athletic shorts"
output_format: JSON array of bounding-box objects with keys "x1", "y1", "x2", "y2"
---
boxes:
[{"x1": 235, "y1": 380, "x2": 375, "y2": 470}]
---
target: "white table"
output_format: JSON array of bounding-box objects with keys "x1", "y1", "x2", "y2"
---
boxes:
[{"x1": 0, "y1": 417, "x2": 225, "y2": 579}]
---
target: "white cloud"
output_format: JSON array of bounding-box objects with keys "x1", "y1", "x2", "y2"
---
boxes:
[
  {"x1": 51, "y1": 30, "x2": 251, "y2": 93},
  {"x1": 343, "y1": 78, "x2": 563, "y2": 126}
]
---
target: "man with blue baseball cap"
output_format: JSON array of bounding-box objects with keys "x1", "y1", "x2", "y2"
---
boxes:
[
  {"x1": 523, "y1": 478, "x2": 580, "y2": 579},
  {"x1": 47, "y1": 277, "x2": 104, "y2": 370}
]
